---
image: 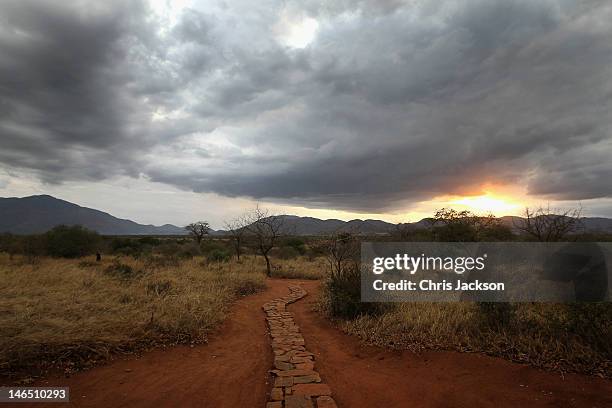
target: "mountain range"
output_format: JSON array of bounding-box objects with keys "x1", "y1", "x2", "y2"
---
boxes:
[
  {"x1": 0, "y1": 195, "x2": 185, "y2": 235},
  {"x1": 1, "y1": 195, "x2": 612, "y2": 236}
]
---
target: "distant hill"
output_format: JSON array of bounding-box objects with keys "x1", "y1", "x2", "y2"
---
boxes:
[
  {"x1": 2, "y1": 195, "x2": 612, "y2": 236},
  {"x1": 0, "y1": 195, "x2": 186, "y2": 235},
  {"x1": 272, "y1": 215, "x2": 396, "y2": 235},
  {"x1": 580, "y1": 217, "x2": 612, "y2": 233},
  {"x1": 259, "y1": 214, "x2": 612, "y2": 236},
  {"x1": 499, "y1": 215, "x2": 612, "y2": 234}
]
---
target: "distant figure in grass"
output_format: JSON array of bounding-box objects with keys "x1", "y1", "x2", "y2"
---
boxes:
[{"x1": 96, "y1": 252, "x2": 101, "y2": 262}]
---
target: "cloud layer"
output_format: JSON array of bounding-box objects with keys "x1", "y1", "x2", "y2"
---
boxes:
[{"x1": 1, "y1": 0, "x2": 611, "y2": 212}]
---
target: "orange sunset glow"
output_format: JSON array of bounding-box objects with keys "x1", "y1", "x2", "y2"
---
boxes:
[{"x1": 449, "y1": 193, "x2": 522, "y2": 215}]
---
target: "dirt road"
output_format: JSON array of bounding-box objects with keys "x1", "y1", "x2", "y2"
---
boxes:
[
  {"x1": 5, "y1": 279, "x2": 611, "y2": 408},
  {"x1": 292, "y1": 281, "x2": 611, "y2": 408}
]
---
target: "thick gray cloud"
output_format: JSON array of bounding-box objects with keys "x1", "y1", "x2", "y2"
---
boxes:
[{"x1": 0, "y1": 0, "x2": 611, "y2": 212}]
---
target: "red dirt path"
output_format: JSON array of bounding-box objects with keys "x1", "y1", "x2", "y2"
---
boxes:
[
  {"x1": 4, "y1": 279, "x2": 611, "y2": 408},
  {"x1": 291, "y1": 281, "x2": 611, "y2": 408}
]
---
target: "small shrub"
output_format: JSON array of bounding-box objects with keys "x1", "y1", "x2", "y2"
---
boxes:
[
  {"x1": 21, "y1": 235, "x2": 47, "y2": 261},
  {"x1": 477, "y1": 302, "x2": 514, "y2": 328},
  {"x1": 323, "y1": 264, "x2": 386, "y2": 319},
  {"x1": 45, "y1": 225, "x2": 100, "y2": 258},
  {"x1": 233, "y1": 277, "x2": 266, "y2": 296},
  {"x1": 206, "y1": 249, "x2": 231, "y2": 263},
  {"x1": 274, "y1": 246, "x2": 301, "y2": 259},
  {"x1": 285, "y1": 238, "x2": 306, "y2": 255},
  {"x1": 104, "y1": 261, "x2": 141, "y2": 280},
  {"x1": 145, "y1": 255, "x2": 180, "y2": 268},
  {"x1": 269, "y1": 257, "x2": 326, "y2": 279},
  {"x1": 177, "y1": 243, "x2": 201, "y2": 259},
  {"x1": 147, "y1": 280, "x2": 173, "y2": 297},
  {"x1": 564, "y1": 303, "x2": 612, "y2": 354},
  {"x1": 110, "y1": 238, "x2": 154, "y2": 258},
  {"x1": 138, "y1": 237, "x2": 161, "y2": 246},
  {"x1": 156, "y1": 242, "x2": 182, "y2": 257}
]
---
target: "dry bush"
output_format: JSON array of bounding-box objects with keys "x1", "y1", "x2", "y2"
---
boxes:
[
  {"x1": 211, "y1": 254, "x2": 325, "y2": 279},
  {"x1": 269, "y1": 256, "x2": 327, "y2": 280},
  {"x1": 338, "y1": 302, "x2": 611, "y2": 378},
  {"x1": 0, "y1": 253, "x2": 266, "y2": 380}
]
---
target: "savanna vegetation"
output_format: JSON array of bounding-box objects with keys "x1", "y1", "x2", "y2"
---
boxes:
[
  {"x1": 0, "y1": 253, "x2": 265, "y2": 381},
  {"x1": 317, "y1": 207, "x2": 612, "y2": 378},
  {"x1": 1, "y1": 205, "x2": 610, "y2": 381},
  {"x1": 0, "y1": 222, "x2": 326, "y2": 381}
]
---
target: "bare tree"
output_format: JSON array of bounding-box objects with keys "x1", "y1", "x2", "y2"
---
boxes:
[
  {"x1": 185, "y1": 221, "x2": 211, "y2": 244},
  {"x1": 319, "y1": 230, "x2": 360, "y2": 278},
  {"x1": 224, "y1": 216, "x2": 248, "y2": 261},
  {"x1": 515, "y1": 205, "x2": 583, "y2": 241},
  {"x1": 244, "y1": 206, "x2": 284, "y2": 277}
]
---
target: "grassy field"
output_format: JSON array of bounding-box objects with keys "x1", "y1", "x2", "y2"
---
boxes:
[
  {"x1": 268, "y1": 256, "x2": 327, "y2": 280},
  {"x1": 0, "y1": 253, "x2": 270, "y2": 380},
  {"x1": 331, "y1": 301, "x2": 611, "y2": 378}
]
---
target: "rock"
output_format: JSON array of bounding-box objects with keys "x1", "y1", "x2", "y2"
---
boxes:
[
  {"x1": 290, "y1": 356, "x2": 313, "y2": 363},
  {"x1": 295, "y1": 361, "x2": 314, "y2": 370},
  {"x1": 275, "y1": 377, "x2": 294, "y2": 387},
  {"x1": 316, "y1": 396, "x2": 339, "y2": 408},
  {"x1": 292, "y1": 383, "x2": 332, "y2": 397},
  {"x1": 284, "y1": 394, "x2": 314, "y2": 408},
  {"x1": 293, "y1": 374, "x2": 321, "y2": 384},
  {"x1": 270, "y1": 387, "x2": 283, "y2": 401},
  {"x1": 276, "y1": 369, "x2": 318, "y2": 377},
  {"x1": 274, "y1": 360, "x2": 295, "y2": 370}
]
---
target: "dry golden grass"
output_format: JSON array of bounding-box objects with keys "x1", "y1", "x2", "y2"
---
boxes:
[
  {"x1": 269, "y1": 256, "x2": 327, "y2": 280},
  {"x1": 337, "y1": 302, "x2": 611, "y2": 377},
  {"x1": 0, "y1": 253, "x2": 266, "y2": 380}
]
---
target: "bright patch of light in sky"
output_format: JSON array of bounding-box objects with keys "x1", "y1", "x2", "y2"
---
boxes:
[
  {"x1": 148, "y1": 0, "x2": 191, "y2": 26},
  {"x1": 275, "y1": 14, "x2": 319, "y2": 48},
  {"x1": 450, "y1": 194, "x2": 522, "y2": 215}
]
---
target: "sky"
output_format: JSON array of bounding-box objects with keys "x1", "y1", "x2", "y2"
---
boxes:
[{"x1": 1, "y1": 0, "x2": 611, "y2": 228}]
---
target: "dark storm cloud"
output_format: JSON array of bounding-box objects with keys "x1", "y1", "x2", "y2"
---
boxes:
[
  {"x1": 0, "y1": 0, "x2": 157, "y2": 181},
  {"x1": 1, "y1": 0, "x2": 611, "y2": 211}
]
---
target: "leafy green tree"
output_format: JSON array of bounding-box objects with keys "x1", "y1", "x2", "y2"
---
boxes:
[
  {"x1": 430, "y1": 208, "x2": 512, "y2": 242},
  {"x1": 45, "y1": 225, "x2": 101, "y2": 258}
]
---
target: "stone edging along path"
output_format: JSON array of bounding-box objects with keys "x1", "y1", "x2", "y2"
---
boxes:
[{"x1": 263, "y1": 285, "x2": 338, "y2": 408}]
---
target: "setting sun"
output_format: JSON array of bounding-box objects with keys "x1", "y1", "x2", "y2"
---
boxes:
[{"x1": 450, "y1": 194, "x2": 521, "y2": 215}]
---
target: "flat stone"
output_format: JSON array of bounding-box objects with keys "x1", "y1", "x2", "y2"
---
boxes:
[
  {"x1": 274, "y1": 360, "x2": 294, "y2": 370},
  {"x1": 295, "y1": 361, "x2": 314, "y2": 370},
  {"x1": 316, "y1": 396, "x2": 338, "y2": 408},
  {"x1": 274, "y1": 376, "x2": 294, "y2": 387},
  {"x1": 284, "y1": 394, "x2": 314, "y2": 408},
  {"x1": 293, "y1": 373, "x2": 321, "y2": 384},
  {"x1": 275, "y1": 369, "x2": 318, "y2": 377},
  {"x1": 270, "y1": 387, "x2": 283, "y2": 401},
  {"x1": 292, "y1": 383, "x2": 332, "y2": 397},
  {"x1": 289, "y1": 356, "x2": 313, "y2": 363}
]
